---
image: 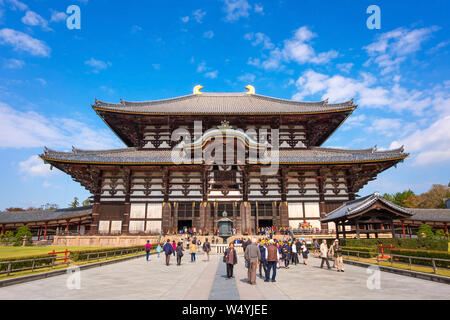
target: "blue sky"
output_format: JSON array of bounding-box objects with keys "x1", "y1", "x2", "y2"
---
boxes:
[{"x1": 0, "y1": 0, "x2": 449, "y2": 210}]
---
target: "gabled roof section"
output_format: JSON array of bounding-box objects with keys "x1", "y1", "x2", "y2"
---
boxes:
[
  {"x1": 321, "y1": 192, "x2": 413, "y2": 222},
  {"x1": 0, "y1": 206, "x2": 92, "y2": 224},
  {"x1": 92, "y1": 92, "x2": 356, "y2": 115}
]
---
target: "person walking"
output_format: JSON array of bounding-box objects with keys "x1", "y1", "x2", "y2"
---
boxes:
[
  {"x1": 329, "y1": 239, "x2": 345, "y2": 272},
  {"x1": 244, "y1": 238, "x2": 261, "y2": 285},
  {"x1": 264, "y1": 239, "x2": 279, "y2": 282},
  {"x1": 291, "y1": 239, "x2": 298, "y2": 265},
  {"x1": 202, "y1": 238, "x2": 211, "y2": 261},
  {"x1": 319, "y1": 240, "x2": 331, "y2": 269},
  {"x1": 145, "y1": 240, "x2": 152, "y2": 261},
  {"x1": 224, "y1": 242, "x2": 238, "y2": 279},
  {"x1": 301, "y1": 240, "x2": 309, "y2": 265},
  {"x1": 156, "y1": 243, "x2": 162, "y2": 258},
  {"x1": 176, "y1": 241, "x2": 184, "y2": 265},
  {"x1": 172, "y1": 240, "x2": 177, "y2": 257},
  {"x1": 281, "y1": 242, "x2": 290, "y2": 268},
  {"x1": 190, "y1": 240, "x2": 197, "y2": 262},
  {"x1": 163, "y1": 239, "x2": 174, "y2": 266},
  {"x1": 258, "y1": 241, "x2": 267, "y2": 278},
  {"x1": 313, "y1": 239, "x2": 319, "y2": 257}
]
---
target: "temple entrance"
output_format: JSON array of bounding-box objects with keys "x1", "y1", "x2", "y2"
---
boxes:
[
  {"x1": 258, "y1": 219, "x2": 273, "y2": 228},
  {"x1": 177, "y1": 220, "x2": 192, "y2": 231}
]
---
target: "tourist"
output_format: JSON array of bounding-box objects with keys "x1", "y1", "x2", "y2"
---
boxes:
[
  {"x1": 264, "y1": 239, "x2": 279, "y2": 282},
  {"x1": 156, "y1": 243, "x2": 162, "y2": 258},
  {"x1": 301, "y1": 240, "x2": 309, "y2": 265},
  {"x1": 190, "y1": 240, "x2": 197, "y2": 262},
  {"x1": 212, "y1": 236, "x2": 215, "y2": 244},
  {"x1": 291, "y1": 239, "x2": 298, "y2": 265},
  {"x1": 244, "y1": 238, "x2": 261, "y2": 285},
  {"x1": 329, "y1": 239, "x2": 344, "y2": 272},
  {"x1": 175, "y1": 241, "x2": 184, "y2": 265},
  {"x1": 163, "y1": 239, "x2": 174, "y2": 266},
  {"x1": 319, "y1": 240, "x2": 331, "y2": 269},
  {"x1": 282, "y1": 241, "x2": 290, "y2": 268},
  {"x1": 172, "y1": 240, "x2": 177, "y2": 256},
  {"x1": 313, "y1": 239, "x2": 319, "y2": 257},
  {"x1": 258, "y1": 240, "x2": 267, "y2": 278},
  {"x1": 224, "y1": 242, "x2": 238, "y2": 279},
  {"x1": 242, "y1": 238, "x2": 249, "y2": 252},
  {"x1": 203, "y1": 238, "x2": 211, "y2": 261},
  {"x1": 145, "y1": 240, "x2": 152, "y2": 261}
]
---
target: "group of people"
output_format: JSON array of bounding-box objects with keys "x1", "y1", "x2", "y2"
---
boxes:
[{"x1": 145, "y1": 236, "x2": 345, "y2": 286}]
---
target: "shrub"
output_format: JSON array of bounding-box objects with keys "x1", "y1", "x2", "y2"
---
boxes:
[
  {"x1": 339, "y1": 238, "x2": 448, "y2": 251},
  {"x1": 418, "y1": 224, "x2": 434, "y2": 238},
  {"x1": 390, "y1": 248, "x2": 450, "y2": 269},
  {"x1": 0, "y1": 254, "x2": 55, "y2": 273},
  {"x1": 70, "y1": 245, "x2": 150, "y2": 262},
  {"x1": 14, "y1": 226, "x2": 32, "y2": 246}
]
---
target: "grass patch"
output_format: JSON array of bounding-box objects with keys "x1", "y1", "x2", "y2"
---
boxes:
[
  {"x1": 343, "y1": 255, "x2": 450, "y2": 278},
  {"x1": 0, "y1": 246, "x2": 110, "y2": 259}
]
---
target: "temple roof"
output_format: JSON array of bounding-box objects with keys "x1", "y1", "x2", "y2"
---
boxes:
[
  {"x1": 41, "y1": 146, "x2": 407, "y2": 165},
  {"x1": 321, "y1": 193, "x2": 413, "y2": 222},
  {"x1": 0, "y1": 206, "x2": 92, "y2": 224},
  {"x1": 93, "y1": 92, "x2": 356, "y2": 115},
  {"x1": 408, "y1": 209, "x2": 450, "y2": 222}
]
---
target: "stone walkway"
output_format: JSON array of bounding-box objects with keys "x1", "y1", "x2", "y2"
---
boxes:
[{"x1": 0, "y1": 253, "x2": 449, "y2": 300}]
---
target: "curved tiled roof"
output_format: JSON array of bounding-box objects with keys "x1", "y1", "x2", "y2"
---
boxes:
[
  {"x1": 0, "y1": 206, "x2": 92, "y2": 224},
  {"x1": 93, "y1": 92, "x2": 356, "y2": 115},
  {"x1": 41, "y1": 146, "x2": 407, "y2": 165},
  {"x1": 321, "y1": 193, "x2": 412, "y2": 222},
  {"x1": 409, "y1": 209, "x2": 450, "y2": 222}
]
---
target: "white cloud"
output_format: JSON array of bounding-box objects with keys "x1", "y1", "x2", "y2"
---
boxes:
[
  {"x1": 0, "y1": 102, "x2": 121, "y2": 149},
  {"x1": 50, "y1": 10, "x2": 67, "y2": 23},
  {"x1": 36, "y1": 78, "x2": 47, "y2": 86},
  {"x1": 196, "y1": 61, "x2": 207, "y2": 73},
  {"x1": 204, "y1": 70, "x2": 218, "y2": 79},
  {"x1": 4, "y1": 0, "x2": 28, "y2": 11},
  {"x1": 85, "y1": 58, "x2": 111, "y2": 73},
  {"x1": 203, "y1": 30, "x2": 214, "y2": 39},
  {"x1": 336, "y1": 63, "x2": 353, "y2": 73},
  {"x1": 254, "y1": 4, "x2": 263, "y2": 14},
  {"x1": 22, "y1": 10, "x2": 51, "y2": 31},
  {"x1": 257, "y1": 26, "x2": 338, "y2": 70},
  {"x1": 364, "y1": 26, "x2": 439, "y2": 74},
  {"x1": 244, "y1": 32, "x2": 274, "y2": 49},
  {"x1": 238, "y1": 73, "x2": 255, "y2": 83},
  {"x1": 192, "y1": 9, "x2": 206, "y2": 23},
  {"x1": 223, "y1": 0, "x2": 251, "y2": 22},
  {"x1": 2, "y1": 58, "x2": 25, "y2": 69},
  {"x1": 180, "y1": 16, "x2": 189, "y2": 23},
  {"x1": 19, "y1": 155, "x2": 55, "y2": 177},
  {"x1": 0, "y1": 28, "x2": 51, "y2": 57},
  {"x1": 390, "y1": 116, "x2": 450, "y2": 165},
  {"x1": 130, "y1": 25, "x2": 143, "y2": 34}
]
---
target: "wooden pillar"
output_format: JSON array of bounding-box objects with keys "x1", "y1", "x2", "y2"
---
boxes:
[
  {"x1": 390, "y1": 220, "x2": 395, "y2": 239},
  {"x1": 43, "y1": 223, "x2": 48, "y2": 240},
  {"x1": 335, "y1": 221, "x2": 339, "y2": 239},
  {"x1": 444, "y1": 223, "x2": 448, "y2": 233},
  {"x1": 65, "y1": 220, "x2": 69, "y2": 233},
  {"x1": 279, "y1": 201, "x2": 289, "y2": 228},
  {"x1": 122, "y1": 202, "x2": 131, "y2": 234},
  {"x1": 401, "y1": 221, "x2": 406, "y2": 238},
  {"x1": 356, "y1": 221, "x2": 360, "y2": 239},
  {"x1": 255, "y1": 201, "x2": 259, "y2": 232},
  {"x1": 1, "y1": 224, "x2": 5, "y2": 235},
  {"x1": 342, "y1": 221, "x2": 347, "y2": 239},
  {"x1": 162, "y1": 202, "x2": 172, "y2": 235}
]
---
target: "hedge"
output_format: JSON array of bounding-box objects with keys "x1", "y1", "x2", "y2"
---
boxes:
[
  {"x1": 70, "y1": 245, "x2": 150, "y2": 262},
  {"x1": 389, "y1": 248, "x2": 450, "y2": 269},
  {"x1": 339, "y1": 238, "x2": 448, "y2": 251},
  {"x1": 0, "y1": 254, "x2": 55, "y2": 273},
  {"x1": 341, "y1": 246, "x2": 378, "y2": 259}
]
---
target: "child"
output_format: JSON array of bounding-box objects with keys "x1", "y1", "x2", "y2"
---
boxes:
[{"x1": 156, "y1": 243, "x2": 162, "y2": 258}]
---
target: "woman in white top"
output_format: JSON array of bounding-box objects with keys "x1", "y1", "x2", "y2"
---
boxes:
[{"x1": 301, "y1": 241, "x2": 309, "y2": 265}]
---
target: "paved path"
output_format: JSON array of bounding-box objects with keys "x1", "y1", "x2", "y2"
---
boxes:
[{"x1": 0, "y1": 253, "x2": 449, "y2": 300}]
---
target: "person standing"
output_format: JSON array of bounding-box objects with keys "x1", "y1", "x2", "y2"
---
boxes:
[
  {"x1": 320, "y1": 240, "x2": 331, "y2": 269},
  {"x1": 176, "y1": 241, "x2": 184, "y2": 265},
  {"x1": 258, "y1": 241, "x2": 267, "y2": 278},
  {"x1": 190, "y1": 240, "x2": 197, "y2": 262},
  {"x1": 329, "y1": 239, "x2": 344, "y2": 272},
  {"x1": 301, "y1": 240, "x2": 309, "y2": 265},
  {"x1": 264, "y1": 239, "x2": 279, "y2": 282},
  {"x1": 224, "y1": 242, "x2": 238, "y2": 279},
  {"x1": 145, "y1": 240, "x2": 152, "y2": 261},
  {"x1": 163, "y1": 239, "x2": 174, "y2": 266},
  {"x1": 202, "y1": 238, "x2": 211, "y2": 261},
  {"x1": 156, "y1": 243, "x2": 162, "y2": 258},
  {"x1": 244, "y1": 238, "x2": 261, "y2": 285},
  {"x1": 291, "y1": 239, "x2": 298, "y2": 265}
]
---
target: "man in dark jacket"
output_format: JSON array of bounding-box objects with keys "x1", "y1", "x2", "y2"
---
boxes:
[
  {"x1": 203, "y1": 238, "x2": 211, "y2": 261},
  {"x1": 258, "y1": 241, "x2": 267, "y2": 278},
  {"x1": 265, "y1": 239, "x2": 278, "y2": 282},
  {"x1": 176, "y1": 241, "x2": 184, "y2": 265},
  {"x1": 163, "y1": 239, "x2": 174, "y2": 266}
]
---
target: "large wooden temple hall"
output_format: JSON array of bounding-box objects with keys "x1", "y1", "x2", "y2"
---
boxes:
[{"x1": 40, "y1": 86, "x2": 408, "y2": 235}]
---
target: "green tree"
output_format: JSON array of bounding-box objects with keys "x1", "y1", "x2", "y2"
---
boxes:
[
  {"x1": 69, "y1": 197, "x2": 79, "y2": 208},
  {"x1": 382, "y1": 189, "x2": 415, "y2": 206},
  {"x1": 417, "y1": 224, "x2": 434, "y2": 238},
  {"x1": 82, "y1": 198, "x2": 90, "y2": 207},
  {"x1": 14, "y1": 226, "x2": 32, "y2": 246},
  {"x1": 434, "y1": 229, "x2": 445, "y2": 239}
]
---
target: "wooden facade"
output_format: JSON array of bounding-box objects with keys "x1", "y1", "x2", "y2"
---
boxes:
[{"x1": 40, "y1": 89, "x2": 408, "y2": 235}]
